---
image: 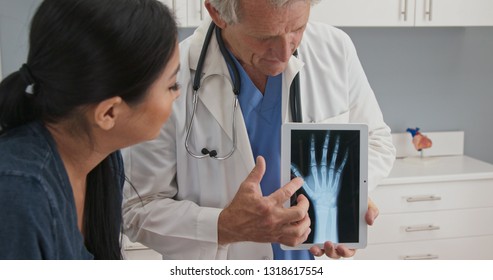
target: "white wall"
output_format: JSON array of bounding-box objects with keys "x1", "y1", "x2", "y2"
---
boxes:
[
  {"x1": 342, "y1": 27, "x2": 493, "y2": 164},
  {"x1": 0, "y1": 0, "x2": 41, "y2": 79}
]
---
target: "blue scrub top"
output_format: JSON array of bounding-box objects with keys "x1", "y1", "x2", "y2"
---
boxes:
[{"x1": 226, "y1": 53, "x2": 313, "y2": 260}]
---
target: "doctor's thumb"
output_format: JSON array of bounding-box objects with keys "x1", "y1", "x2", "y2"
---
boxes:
[{"x1": 246, "y1": 156, "x2": 266, "y2": 184}]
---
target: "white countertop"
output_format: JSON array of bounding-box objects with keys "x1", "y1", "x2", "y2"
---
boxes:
[{"x1": 380, "y1": 155, "x2": 493, "y2": 185}]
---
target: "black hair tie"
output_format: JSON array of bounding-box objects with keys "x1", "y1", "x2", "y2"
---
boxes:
[{"x1": 19, "y1": 63, "x2": 36, "y2": 95}]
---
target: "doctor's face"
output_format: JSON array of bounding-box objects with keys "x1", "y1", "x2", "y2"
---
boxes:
[{"x1": 221, "y1": 0, "x2": 310, "y2": 77}]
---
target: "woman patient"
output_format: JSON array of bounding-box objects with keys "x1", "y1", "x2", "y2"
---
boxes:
[{"x1": 0, "y1": 0, "x2": 179, "y2": 259}]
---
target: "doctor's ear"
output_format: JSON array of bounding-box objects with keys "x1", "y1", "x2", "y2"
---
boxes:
[
  {"x1": 92, "y1": 96, "x2": 123, "y2": 131},
  {"x1": 204, "y1": 0, "x2": 228, "y2": 29}
]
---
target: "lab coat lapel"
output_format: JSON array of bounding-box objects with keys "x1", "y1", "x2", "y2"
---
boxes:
[
  {"x1": 189, "y1": 20, "x2": 235, "y2": 141},
  {"x1": 188, "y1": 20, "x2": 255, "y2": 171},
  {"x1": 282, "y1": 56, "x2": 305, "y2": 123}
]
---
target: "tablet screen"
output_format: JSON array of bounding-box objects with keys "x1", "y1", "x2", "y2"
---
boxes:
[{"x1": 281, "y1": 123, "x2": 368, "y2": 250}]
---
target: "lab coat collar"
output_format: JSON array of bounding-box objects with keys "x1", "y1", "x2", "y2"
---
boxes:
[{"x1": 189, "y1": 19, "x2": 226, "y2": 77}]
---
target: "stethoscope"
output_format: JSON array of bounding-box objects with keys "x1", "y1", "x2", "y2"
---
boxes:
[{"x1": 185, "y1": 22, "x2": 302, "y2": 160}]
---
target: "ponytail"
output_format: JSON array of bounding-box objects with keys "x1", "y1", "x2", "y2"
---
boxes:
[
  {"x1": 84, "y1": 152, "x2": 124, "y2": 260},
  {"x1": 0, "y1": 66, "x2": 41, "y2": 134}
]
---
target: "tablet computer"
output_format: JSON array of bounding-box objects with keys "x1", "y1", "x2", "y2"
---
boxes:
[{"x1": 280, "y1": 123, "x2": 368, "y2": 250}]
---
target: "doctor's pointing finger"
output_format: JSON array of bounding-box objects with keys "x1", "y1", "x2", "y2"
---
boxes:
[{"x1": 218, "y1": 156, "x2": 311, "y2": 246}]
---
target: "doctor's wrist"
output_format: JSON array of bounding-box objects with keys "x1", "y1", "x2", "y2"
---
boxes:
[{"x1": 217, "y1": 209, "x2": 242, "y2": 245}]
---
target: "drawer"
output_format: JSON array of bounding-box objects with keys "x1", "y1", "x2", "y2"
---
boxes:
[
  {"x1": 354, "y1": 235, "x2": 493, "y2": 260},
  {"x1": 124, "y1": 248, "x2": 162, "y2": 260},
  {"x1": 122, "y1": 234, "x2": 162, "y2": 260},
  {"x1": 368, "y1": 207, "x2": 493, "y2": 244},
  {"x1": 371, "y1": 179, "x2": 493, "y2": 214}
]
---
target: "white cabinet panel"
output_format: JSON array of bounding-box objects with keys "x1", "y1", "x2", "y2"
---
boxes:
[
  {"x1": 372, "y1": 179, "x2": 493, "y2": 214},
  {"x1": 310, "y1": 0, "x2": 493, "y2": 27},
  {"x1": 369, "y1": 207, "x2": 493, "y2": 244},
  {"x1": 310, "y1": 0, "x2": 413, "y2": 27},
  {"x1": 187, "y1": 0, "x2": 207, "y2": 27},
  {"x1": 415, "y1": 0, "x2": 493, "y2": 26},
  {"x1": 158, "y1": 0, "x2": 187, "y2": 27},
  {"x1": 355, "y1": 235, "x2": 493, "y2": 260},
  {"x1": 124, "y1": 248, "x2": 162, "y2": 260},
  {"x1": 159, "y1": 0, "x2": 206, "y2": 27},
  {"x1": 357, "y1": 155, "x2": 493, "y2": 260},
  {"x1": 122, "y1": 234, "x2": 162, "y2": 260}
]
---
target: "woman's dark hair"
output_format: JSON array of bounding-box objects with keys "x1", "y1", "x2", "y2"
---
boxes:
[{"x1": 0, "y1": 0, "x2": 177, "y2": 259}]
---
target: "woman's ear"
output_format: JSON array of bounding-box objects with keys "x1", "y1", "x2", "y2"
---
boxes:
[
  {"x1": 204, "y1": 0, "x2": 228, "y2": 29},
  {"x1": 93, "y1": 96, "x2": 123, "y2": 131}
]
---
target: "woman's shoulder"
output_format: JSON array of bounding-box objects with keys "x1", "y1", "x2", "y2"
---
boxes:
[
  {"x1": 0, "y1": 124, "x2": 59, "y2": 242},
  {"x1": 0, "y1": 122, "x2": 53, "y2": 174},
  {"x1": 0, "y1": 132, "x2": 53, "y2": 210},
  {"x1": 0, "y1": 172, "x2": 58, "y2": 259},
  {"x1": 0, "y1": 172, "x2": 53, "y2": 226}
]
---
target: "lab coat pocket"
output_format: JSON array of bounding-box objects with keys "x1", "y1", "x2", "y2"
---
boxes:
[{"x1": 317, "y1": 111, "x2": 350, "y2": 124}]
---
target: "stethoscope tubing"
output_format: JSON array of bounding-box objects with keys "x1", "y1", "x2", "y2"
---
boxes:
[
  {"x1": 185, "y1": 22, "x2": 302, "y2": 160},
  {"x1": 185, "y1": 23, "x2": 240, "y2": 160},
  {"x1": 185, "y1": 88, "x2": 239, "y2": 160}
]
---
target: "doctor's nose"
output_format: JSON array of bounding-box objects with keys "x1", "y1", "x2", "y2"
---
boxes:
[{"x1": 273, "y1": 35, "x2": 295, "y2": 62}]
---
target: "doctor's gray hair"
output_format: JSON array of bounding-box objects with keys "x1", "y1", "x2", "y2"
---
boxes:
[{"x1": 208, "y1": 0, "x2": 320, "y2": 25}]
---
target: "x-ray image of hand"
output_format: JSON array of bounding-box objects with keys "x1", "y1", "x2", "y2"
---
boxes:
[{"x1": 291, "y1": 132, "x2": 349, "y2": 244}]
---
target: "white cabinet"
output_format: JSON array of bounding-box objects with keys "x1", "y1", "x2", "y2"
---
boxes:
[
  {"x1": 122, "y1": 235, "x2": 162, "y2": 260},
  {"x1": 354, "y1": 156, "x2": 493, "y2": 260},
  {"x1": 310, "y1": 0, "x2": 414, "y2": 27},
  {"x1": 310, "y1": 0, "x2": 493, "y2": 27},
  {"x1": 415, "y1": 0, "x2": 493, "y2": 26},
  {"x1": 187, "y1": 0, "x2": 207, "y2": 27},
  {"x1": 159, "y1": 0, "x2": 207, "y2": 27}
]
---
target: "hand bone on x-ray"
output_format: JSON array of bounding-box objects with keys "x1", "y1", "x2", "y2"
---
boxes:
[{"x1": 291, "y1": 131, "x2": 349, "y2": 243}]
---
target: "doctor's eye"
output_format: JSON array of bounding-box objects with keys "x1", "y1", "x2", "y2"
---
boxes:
[{"x1": 169, "y1": 82, "x2": 181, "y2": 92}]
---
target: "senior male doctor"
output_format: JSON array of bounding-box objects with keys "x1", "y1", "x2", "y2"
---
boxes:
[{"x1": 122, "y1": 0, "x2": 395, "y2": 260}]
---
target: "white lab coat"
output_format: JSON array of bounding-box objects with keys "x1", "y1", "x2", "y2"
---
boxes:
[{"x1": 122, "y1": 19, "x2": 396, "y2": 260}]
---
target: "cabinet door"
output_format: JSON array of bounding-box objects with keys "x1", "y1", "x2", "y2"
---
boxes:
[
  {"x1": 368, "y1": 207, "x2": 493, "y2": 244},
  {"x1": 372, "y1": 180, "x2": 493, "y2": 214},
  {"x1": 415, "y1": 0, "x2": 493, "y2": 26},
  {"x1": 309, "y1": 0, "x2": 414, "y2": 27},
  {"x1": 354, "y1": 235, "x2": 493, "y2": 260},
  {"x1": 158, "y1": 0, "x2": 187, "y2": 27},
  {"x1": 187, "y1": 0, "x2": 207, "y2": 27},
  {"x1": 122, "y1": 235, "x2": 162, "y2": 260}
]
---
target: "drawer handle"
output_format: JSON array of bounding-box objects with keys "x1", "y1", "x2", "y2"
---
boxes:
[
  {"x1": 404, "y1": 254, "x2": 439, "y2": 260},
  {"x1": 405, "y1": 225, "x2": 440, "y2": 232},
  {"x1": 406, "y1": 195, "x2": 442, "y2": 203}
]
